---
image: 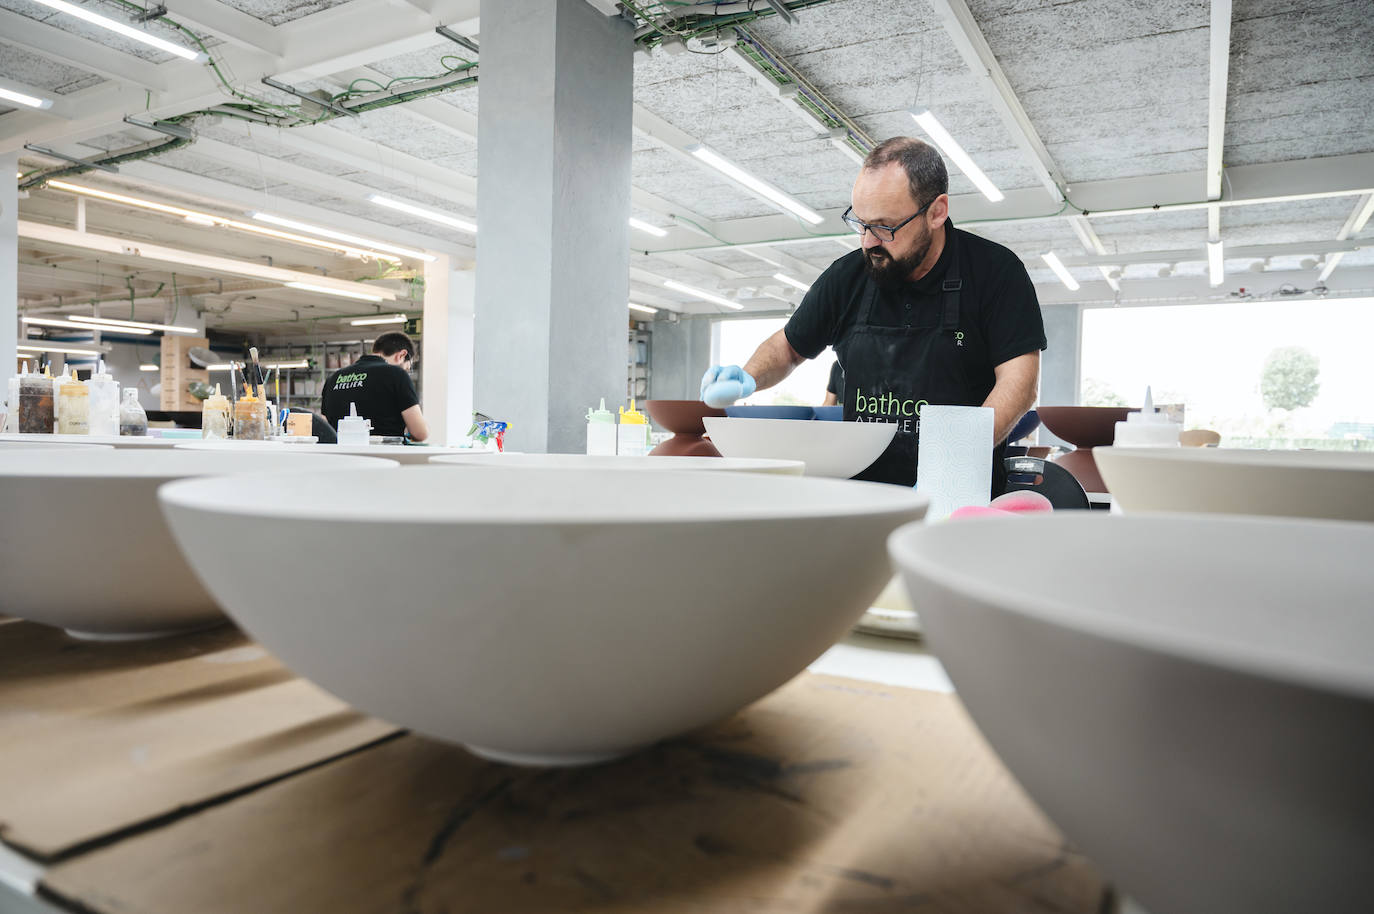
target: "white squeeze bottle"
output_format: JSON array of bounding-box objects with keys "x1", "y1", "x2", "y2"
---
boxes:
[
  {"x1": 4, "y1": 362, "x2": 26, "y2": 434},
  {"x1": 337, "y1": 402, "x2": 371, "y2": 445},
  {"x1": 586, "y1": 398, "x2": 616, "y2": 456},
  {"x1": 87, "y1": 360, "x2": 120, "y2": 437},
  {"x1": 1113, "y1": 387, "x2": 1181, "y2": 447}
]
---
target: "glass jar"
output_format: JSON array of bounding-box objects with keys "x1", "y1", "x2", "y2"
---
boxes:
[
  {"x1": 18, "y1": 376, "x2": 54, "y2": 434},
  {"x1": 233, "y1": 397, "x2": 268, "y2": 440},
  {"x1": 56, "y1": 376, "x2": 90, "y2": 435},
  {"x1": 119, "y1": 388, "x2": 148, "y2": 436}
]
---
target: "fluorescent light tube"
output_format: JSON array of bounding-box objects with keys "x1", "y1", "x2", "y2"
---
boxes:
[
  {"x1": 139, "y1": 364, "x2": 159, "y2": 371},
  {"x1": 250, "y1": 213, "x2": 436, "y2": 262},
  {"x1": 628, "y1": 217, "x2": 668, "y2": 238},
  {"x1": 0, "y1": 86, "x2": 53, "y2": 110},
  {"x1": 773, "y1": 273, "x2": 811, "y2": 292},
  {"x1": 1040, "y1": 252, "x2": 1080, "y2": 291},
  {"x1": 206, "y1": 364, "x2": 234, "y2": 371},
  {"x1": 663, "y1": 279, "x2": 743, "y2": 311},
  {"x1": 263, "y1": 360, "x2": 310, "y2": 370},
  {"x1": 628, "y1": 303, "x2": 659, "y2": 315},
  {"x1": 349, "y1": 313, "x2": 408, "y2": 325},
  {"x1": 286, "y1": 282, "x2": 387, "y2": 302},
  {"x1": 1207, "y1": 240, "x2": 1224, "y2": 286},
  {"x1": 686, "y1": 145, "x2": 824, "y2": 225},
  {"x1": 17, "y1": 342, "x2": 104, "y2": 355},
  {"x1": 909, "y1": 107, "x2": 1004, "y2": 203},
  {"x1": 23, "y1": 315, "x2": 153, "y2": 335},
  {"x1": 184, "y1": 214, "x2": 217, "y2": 226},
  {"x1": 31, "y1": 0, "x2": 206, "y2": 62},
  {"x1": 368, "y1": 195, "x2": 476, "y2": 233},
  {"x1": 67, "y1": 314, "x2": 198, "y2": 334}
]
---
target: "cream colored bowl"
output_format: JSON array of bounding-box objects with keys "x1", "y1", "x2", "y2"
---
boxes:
[
  {"x1": 702, "y1": 416, "x2": 896, "y2": 478},
  {"x1": 0, "y1": 432, "x2": 180, "y2": 448},
  {"x1": 160, "y1": 466, "x2": 927, "y2": 765},
  {"x1": 0, "y1": 449, "x2": 396, "y2": 639},
  {"x1": 1095, "y1": 446, "x2": 1374, "y2": 521},
  {"x1": 176, "y1": 439, "x2": 493, "y2": 466},
  {"x1": 430, "y1": 452, "x2": 804, "y2": 474}
]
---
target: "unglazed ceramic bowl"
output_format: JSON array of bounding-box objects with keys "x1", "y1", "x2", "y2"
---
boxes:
[
  {"x1": 0, "y1": 439, "x2": 112, "y2": 450},
  {"x1": 160, "y1": 466, "x2": 928, "y2": 765},
  {"x1": 0, "y1": 432, "x2": 180, "y2": 448},
  {"x1": 176, "y1": 439, "x2": 493, "y2": 466},
  {"x1": 1095, "y1": 446, "x2": 1374, "y2": 521},
  {"x1": 0, "y1": 449, "x2": 396, "y2": 638},
  {"x1": 1035, "y1": 406, "x2": 1134, "y2": 448},
  {"x1": 644, "y1": 400, "x2": 725, "y2": 457},
  {"x1": 703, "y1": 416, "x2": 896, "y2": 478},
  {"x1": 889, "y1": 513, "x2": 1374, "y2": 914},
  {"x1": 429, "y1": 452, "x2": 804, "y2": 475}
]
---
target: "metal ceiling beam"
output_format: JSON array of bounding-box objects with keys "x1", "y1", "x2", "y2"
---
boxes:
[
  {"x1": 1317, "y1": 193, "x2": 1374, "y2": 282},
  {"x1": 272, "y1": 0, "x2": 482, "y2": 82},
  {"x1": 1038, "y1": 266, "x2": 1374, "y2": 308},
  {"x1": 1068, "y1": 215, "x2": 1120, "y2": 292},
  {"x1": 157, "y1": 0, "x2": 286, "y2": 58},
  {"x1": 0, "y1": 8, "x2": 169, "y2": 92},
  {"x1": 1048, "y1": 239, "x2": 1360, "y2": 269},
  {"x1": 1206, "y1": 0, "x2": 1233, "y2": 203},
  {"x1": 924, "y1": 0, "x2": 1066, "y2": 203}
]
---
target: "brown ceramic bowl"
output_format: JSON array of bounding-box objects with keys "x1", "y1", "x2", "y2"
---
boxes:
[
  {"x1": 1037, "y1": 407, "x2": 1135, "y2": 448},
  {"x1": 1055, "y1": 448, "x2": 1108, "y2": 494},
  {"x1": 645, "y1": 400, "x2": 727, "y2": 458}
]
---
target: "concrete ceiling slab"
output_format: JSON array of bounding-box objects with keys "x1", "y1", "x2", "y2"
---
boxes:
[
  {"x1": 216, "y1": 0, "x2": 357, "y2": 27},
  {"x1": 0, "y1": 41, "x2": 103, "y2": 93},
  {"x1": 1, "y1": 0, "x2": 217, "y2": 63}
]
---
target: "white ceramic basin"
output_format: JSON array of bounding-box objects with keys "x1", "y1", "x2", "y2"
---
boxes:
[
  {"x1": 1095, "y1": 446, "x2": 1374, "y2": 521},
  {"x1": 702, "y1": 416, "x2": 896, "y2": 478},
  {"x1": 0, "y1": 450, "x2": 397, "y2": 639},
  {"x1": 0, "y1": 432, "x2": 181, "y2": 448},
  {"x1": 0, "y1": 439, "x2": 112, "y2": 450},
  {"x1": 888, "y1": 513, "x2": 1374, "y2": 914},
  {"x1": 429, "y1": 452, "x2": 804, "y2": 475},
  {"x1": 160, "y1": 466, "x2": 928, "y2": 765},
  {"x1": 175, "y1": 439, "x2": 494, "y2": 466}
]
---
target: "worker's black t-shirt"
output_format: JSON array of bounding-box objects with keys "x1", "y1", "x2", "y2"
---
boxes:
[
  {"x1": 321, "y1": 354, "x2": 419, "y2": 437},
  {"x1": 826, "y1": 358, "x2": 844, "y2": 402}
]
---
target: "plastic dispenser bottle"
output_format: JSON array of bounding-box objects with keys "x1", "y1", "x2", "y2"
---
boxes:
[
  {"x1": 337, "y1": 402, "x2": 371, "y2": 446},
  {"x1": 5, "y1": 362, "x2": 28, "y2": 434},
  {"x1": 586, "y1": 398, "x2": 616, "y2": 456},
  {"x1": 233, "y1": 389, "x2": 269, "y2": 441},
  {"x1": 617, "y1": 399, "x2": 649, "y2": 457},
  {"x1": 56, "y1": 371, "x2": 90, "y2": 435},
  {"x1": 1113, "y1": 387, "x2": 1181, "y2": 448},
  {"x1": 19, "y1": 369, "x2": 55, "y2": 434},
  {"x1": 87, "y1": 360, "x2": 120, "y2": 437},
  {"x1": 119, "y1": 388, "x2": 148, "y2": 436},
  {"x1": 201, "y1": 385, "x2": 230, "y2": 440}
]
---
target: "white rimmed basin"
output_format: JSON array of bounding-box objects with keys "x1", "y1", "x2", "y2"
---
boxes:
[
  {"x1": 430, "y1": 452, "x2": 804, "y2": 475},
  {"x1": 0, "y1": 432, "x2": 181, "y2": 448},
  {"x1": 0, "y1": 439, "x2": 112, "y2": 450},
  {"x1": 1095, "y1": 446, "x2": 1374, "y2": 521},
  {"x1": 702, "y1": 416, "x2": 896, "y2": 478},
  {"x1": 888, "y1": 513, "x2": 1374, "y2": 914},
  {"x1": 160, "y1": 466, "x2": 928, "y2": 765},
  {"x1": 175, "y1": 439, "x2": 494, "y2": 466},
  {"x1": 0, "y1": 449, "x2": 397, "y2": 639}
]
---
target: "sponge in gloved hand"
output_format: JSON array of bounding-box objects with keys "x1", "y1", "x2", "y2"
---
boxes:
[{"x1": 700, "y1": 365, "x2": 757, "y2": 408}]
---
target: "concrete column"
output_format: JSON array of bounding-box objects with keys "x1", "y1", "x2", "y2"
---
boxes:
[
  {"x1": 473, "y1": 0, "x2": 634, "y2": 453},
  {"x1": 1, "y1": 152, "x2": 16, "y2": 376},
  {"x1": 1039, "y1": 303, "x2": 1083, "y2": 447},
  {"x1": 648, "y1": 316, "x2": 713, "y2": 400},
  {"x1": 422, "y1": 255, "x2": 475, "y2": 446}
]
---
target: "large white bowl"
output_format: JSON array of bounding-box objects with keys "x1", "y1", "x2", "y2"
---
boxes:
[
  {"x1": 0, "y1": 439, "x2": 112, "y2": 450},
  {"x1": 175, "y1": 439, "x2": 494, "y2": 466},
  {"x1": 0, "y1": 432, "x2": 181, "y2": 448},
  {"x1": 160, "y1": 466, "x2": 928, "y2": 765},
  {"x1": 0, "y1": 450, "x2": 397, "y2": 639},
  {"x1": 430, "y1": 452, "x2": 804, "y2": 474},
  {"x1": 1096, "y1": 446, "x2": 1374, "y2": 521},
  {"x1": 702, "y1": 416, "x2": 896, "y2": 478},
  {"x1": 889, "y1": 513, "x2": 1374, "y2": 914}
]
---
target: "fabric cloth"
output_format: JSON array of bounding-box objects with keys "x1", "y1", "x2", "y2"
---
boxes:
[{"x1": 321, "y1": 354, "x2": 419, "y2": 438}]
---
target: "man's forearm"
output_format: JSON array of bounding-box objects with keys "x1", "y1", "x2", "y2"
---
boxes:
[
  {"x1": 982, "y1": 352, "x2": 1040, "y2": 444},
  {"x1": 743, "y1": 330, "x2": 807, "y2": 391}
]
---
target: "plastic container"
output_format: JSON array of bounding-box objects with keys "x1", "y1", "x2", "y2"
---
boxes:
[
  {"x1": 5, "y1": 363, "x2": 28, "y2": 434},
  {"x1": 201, "y1": 385, "x2": 230, "y2": 440},
  {"x1": 87, "y1": 361, "x2": 120, "y2": 437},
  {"x1": 119, "y1": 388, "x2": 148, "y2": 436},
  {"x1": 286, "y1": 411, "x2": 313, "y2": 438},
  {"x1": 233, "y1": 394, "x2": 269, "y2": 441},
  {"x1": 337, "y1": 402, "x2": 371, "y2": 446},
  {"x1": 586, "y1": 398, "x2": 616, "y2": 456},
  {"x1": 18, "y1": 373, "x2": 55, "y2": 434},
  {"x1": 617, "y1": 399, "x2": 649, "y2": 457},
  {"x1": 56, "y1": 373, "x2": 91, "y2": 435},
  {"x1": 1113, "y1": 387, "x2": 1181, "y2": 448}
]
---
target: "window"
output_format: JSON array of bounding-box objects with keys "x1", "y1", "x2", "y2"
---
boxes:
[{"x1": 715, "y1": 318, "x2": 837, "y2": 407}]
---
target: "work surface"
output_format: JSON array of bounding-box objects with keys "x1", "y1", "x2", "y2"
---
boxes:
[{"x1": 0, "y1": 620, "x2": 1110, "y2": 913}]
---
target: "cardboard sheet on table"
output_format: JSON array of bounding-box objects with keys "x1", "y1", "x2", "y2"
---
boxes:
[
  {"x1": 43, "y1": 673, "x2": 1108, "y2": 914},
  {"x1": 0, "y1": 621, "x2": 398, "y2": 860}
]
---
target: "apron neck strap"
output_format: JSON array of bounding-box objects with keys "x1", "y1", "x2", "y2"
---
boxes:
[{"x1": 940, "y1": 227, "x2": 961, "y2": 331}]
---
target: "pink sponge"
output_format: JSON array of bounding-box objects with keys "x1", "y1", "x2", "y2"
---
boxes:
[
  {"x1": 949, "y1": 505, "x2": 1008, "y2": 520},
  {"x1": 990, "y1": 490, "x2": 1055, "y2": 513}
]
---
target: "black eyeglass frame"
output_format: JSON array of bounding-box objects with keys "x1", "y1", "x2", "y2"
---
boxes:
[{"x1": 841, "y1": 201, "x2": 932, "y2": 242}]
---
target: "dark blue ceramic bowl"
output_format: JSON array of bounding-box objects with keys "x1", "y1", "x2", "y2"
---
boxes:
[
  {"x1": 811, "y1": 406, "x2": 844, "y2": 421},
  {"x1": 724, "y1": 405, "x2": 815, "y2": 420},
  {"x1": 1009, "y1": 409, "x2": 1040, "y2": 442}
]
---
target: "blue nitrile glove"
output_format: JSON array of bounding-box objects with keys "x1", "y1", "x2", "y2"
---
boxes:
[{"x1": 700, "y1": 365, "x2": 757, "y2": 408}]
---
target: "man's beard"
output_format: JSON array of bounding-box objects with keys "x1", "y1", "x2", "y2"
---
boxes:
[{"x1": 863, "y1": 226, "x2": 932, "y2": 289}]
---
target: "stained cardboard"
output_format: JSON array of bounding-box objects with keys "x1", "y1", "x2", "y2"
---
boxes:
[
  {"x1": 42, "y1": 673, "x2": 1108, "y2": 913},
  {"x1": 0, "y1": 621, "x2": 398, "y2": 860}
]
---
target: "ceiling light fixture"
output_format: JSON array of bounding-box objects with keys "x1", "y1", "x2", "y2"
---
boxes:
[
  {"x1": 263, "y1": 359, "x2": 310, "y2": 370},
  {"x1": 685, "y1": 145, "x2": 824, "y2": 225},
  {"x1": 46, "y1": 181, "x2": 402, "y2": 262},
  {"x1": 22, "y1": 315, "x2": 153, "y2": 335},
  {"x1": 30, "y1": 0, "x2": 206, "y2": 62},
  {"x1": 663, "y1": 279, "x2": 744, "y2": 310},
  {"x1": 349, "y1": 313, "x2": 408, "y2": 325},
  {"x1": 17, "y1": 342, "x2": 105, "y2": 356},
  {"x1": 628, "y1": 303, "x2": 659, "y2": 315},
  {"x1": 1040, "y1": 252, "x2": 1080, "y2": 291},
  {"x1": 68, "y1": 314, "x2": 198, "y2": 334},
  {"x1": 1207, "y1": 241, "x2": 1225, "y2": 286},
  {"x1": 367, "y1": 194, "x2": 477, "y2": 233},
  {"x1": 773, "y1": 273, "x2": 811, "y2": 292},
  {"x1": 139, "y1": 364, "x2": 159, "y2": 371},
  {"x1": 628, "y1": 217, "x2": 669, "y2": 238},
  {"x1": 0, "y1": 85, "x2": 53, "y2": 110},
  {"x1": 286, "y1": 282, "x2": 387, "y2": 303},
  {"x1": 250, "y1": 212, "x2": 437, "y2": 262},
  {"x1": 909, "y1": 107, "x2": 1004, "y2": 203}
]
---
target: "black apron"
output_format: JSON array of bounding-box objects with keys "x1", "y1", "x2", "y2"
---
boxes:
[{"x1": 836, "y1": 230, "x2": 1007, "y2": 492}]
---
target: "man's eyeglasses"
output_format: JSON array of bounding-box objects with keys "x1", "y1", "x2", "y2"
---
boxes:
[{"x1": 841, "y1": 202, "x2": 931, "y2": 243}]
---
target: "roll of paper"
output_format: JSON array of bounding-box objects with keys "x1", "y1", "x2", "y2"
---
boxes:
[{"x1": 916, "y1": 405, "x2": 994, "y2": 520}]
